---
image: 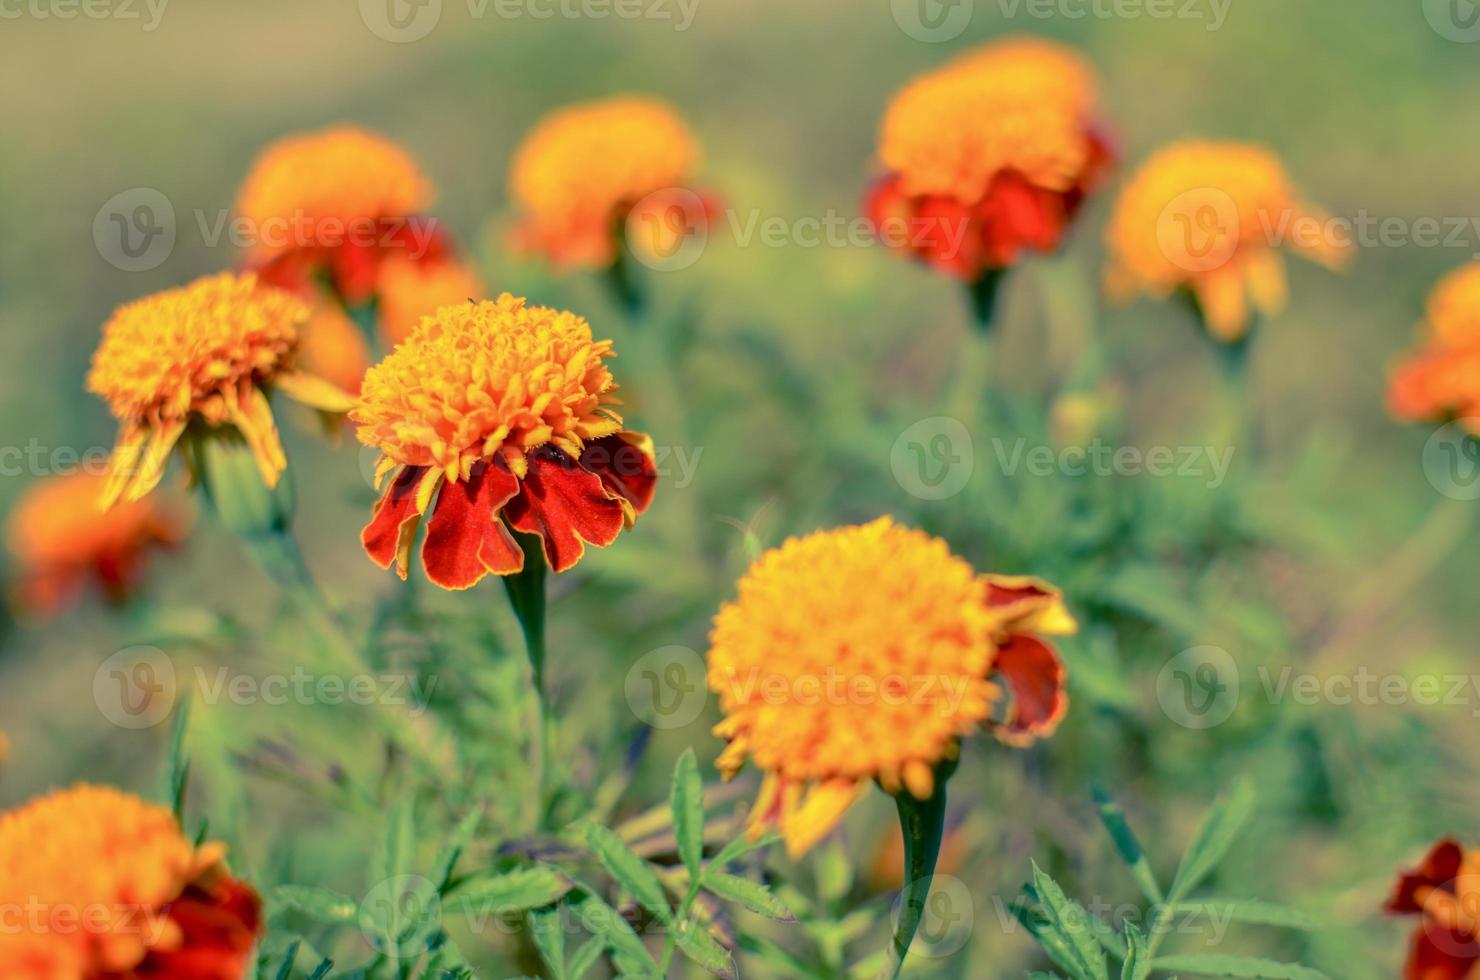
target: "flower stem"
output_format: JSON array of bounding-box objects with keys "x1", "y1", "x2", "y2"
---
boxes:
[
  {"x1": 502, "y1": 531, "x2": 554, "y2": 827},
  {"x1": 883, "y1": 759, "x2": 954, "y2": 980},
  {"x1": 966, "y1": 267, "x2": 1008, "y2": 331},
  {"x1": 604, "y1": 238, "x2": 648, "y2": 319}
]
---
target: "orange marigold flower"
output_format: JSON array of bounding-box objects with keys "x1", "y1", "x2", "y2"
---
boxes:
[
  {"x1": 1105, "y1": 140, "x2": 1349, "y2": 341},
  {"x1": 236, "y1": 125, "x2": 440, "y2": 304},
  {"x1": 707, "y1": 517, "x2": 1075, "y2": 857},
  {"x1": 353, "y1": 294, "x2": 657, "y2": 588},
  {"x1": 0, "y1": 784, "x2": 261, "y2": 979},
  {"x1": 375, "y1": 254, "x2": 484, "y2": 349},
  {"x1": 86, "y1": 272, "x2": 357, "y2": 509},
  {"x1": 510, "y1": 96, "x2": 716, "y2": 268},
  {"x1": 1389, "y1": 264, "x2": 1480, "y2": 431},
  {"x1": 866, "y1": 38, "x2": 1112, "y2": 282},
  {"x1": 6, "y1": 472, "x2": 188, "y2": 614},
  {"x1": 1386, "y1": 838, "x2": 1480, "y2": 979}
]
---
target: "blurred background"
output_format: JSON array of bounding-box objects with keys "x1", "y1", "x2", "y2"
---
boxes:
[{"x1": 1, "y1": 0, "x2": 1477, "y2": 976}]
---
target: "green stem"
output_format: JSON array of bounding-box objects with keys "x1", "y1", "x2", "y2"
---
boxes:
[
  {"x1": 966, "y1": 267, "x2": 1008, "y2": 331},
  {"x1": 605, "y1": 238, "x2": 647, "y2": 319},
  {"x1": 946, "y1": 328, "x2": 998, "y2": 427},
  {"x1": 502, "y1": 532, "x2": 553, "y2": 827},
  {"x1": 883, "y1": 761, "x2": 953, "y2": 980}
]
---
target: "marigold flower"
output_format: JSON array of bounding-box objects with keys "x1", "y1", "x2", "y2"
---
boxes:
[
  {"x1": 866, "y1": 38, "x2": 1112, "y2": 282},
  {"x1": 86, "y1": 273, "x2": 356, "y2": 509},
  {"x1": 510, "y1": 96, "x2": 716, "y2": 268},
  {"x1": 375, "y1": 254, "x2": 484, "y2": 349},
  {"x1": 236, "y1": 125, "x2": 440, "y2": 304},
  {"x1": 6, "y1": 472, "x2": 188, "y2": 614},
  {"x1": 1389, "y1": 264, "x2": 1480, "y2": 431},
  {"x1": 1386, "y1": 838, "x2": 1480, "y2": 979},
  {"x1": 707, "y1": 517, "x2": 1075, "y2": 857},
  {"x1": 1105, "y1": 141, "x2": 1349, "y2": 341},
  {"x1": 0, "y1": 784, "x2": 261, "y2": 979},
  {"x1": 353, "y1": 294, "x2": 657, "y2": 589}
]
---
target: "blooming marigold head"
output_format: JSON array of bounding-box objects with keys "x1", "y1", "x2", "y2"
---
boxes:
[
  {"x1": 1105, "y1": 140, "x2": 1349, "y2": 341},
  {"x1": 510, "y1": 96, "x2": 712, "y2": 268},
  {"x1": 1389, "y1": 264, "x2": 1480, "y2": 432},
  {"x1": 6, "y1": 471, "x2": 188, "y2": 615},
  {"x1": 0, "y1": 784, "x2": 261, "y2": 979},
  {"x1": 1386, "y1": 838, "x2": 1480, "y2": 979},
  {"x1": 706, "y1": 517, "x2": 1075, "y2": 857},
  {"x1": 375, "y1": 254, "x2": 485, "y2": 349},
  {"x1": 867, "y1": 38, "x2": 1111, "y2": 281},
  {"x1": 353, "y1": 294, "x2": 657, "y2": 588},
  {"x1": 86, "y1": 273, "x2": 356, "y2": 508}
]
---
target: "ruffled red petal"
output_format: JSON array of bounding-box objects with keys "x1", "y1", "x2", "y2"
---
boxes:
[
  {"x1": 362, "y1": 465, "x2": 428, "y2": 578},
  {"x1": 580, "y1": 433, "x2": 658, "y2": 518},
  {"x1": 1389, "y1": 840, "x2": 1466, "y2": 914},
  {"x1": 141, "y1": 877, "x2": 261, "y2": 979},
  {"x1": 1404, "y1": 922, "x2": 1480, "y2": 980},
  {"x1": 977, "y1": 171, "x2": 1066, "y2": 267},
  {"x1": 991, "y1": 633, "x2": 1069, "y2": 744},
  {"x1": 420, "y1": 459, "x2": 524, "y2": 590},
  {"x1": 504, "y1": 446, "x2": 626, "y2": 574}
]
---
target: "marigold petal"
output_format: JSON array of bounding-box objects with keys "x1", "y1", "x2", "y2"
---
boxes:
[
  {"x1": 124, "y1": 418, "x2": 188, "y2": 504},
  {"x1": 580, "y1": 432, "x2": 658, "y2": 524},
  {"x1": 362, "y1": 465, "x2": 430, "y2": 578},
  {"x1": 781, "y1": 780, "x2": 864, "y2": 858},
  {"x1": 420, "y1": 460, "x2": 524, "y2": 589},
  {"x1": 504, "y1": 447, "x2": 626, "y2": 574},
  {"x1": 225, "y1": 384, "x2": 288, "y2": 490},
  {"x1": 100, "y1": 425, "x2": 150, "y2": 510},
  {"x1": 1403, "y1": 921, "x2": 1480, "y2": 980},
  {"x1": 1389, "y1": 839, "x2": 1466, "y2": 915},
  {"x1": 1194, "y1": 268, "x2": 1250, "y2": 342},
  {"x1": 275, "y1": 370, "x2": 358, "y2": 414},
  {"x1": 990, "y1": 634, "x2": 1069, "y2": 746}
]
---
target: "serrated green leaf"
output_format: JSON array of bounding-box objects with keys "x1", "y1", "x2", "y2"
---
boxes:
[
  {"x1": 574, "y1": 894, "x2": 658, "y2": 977},
  {"x1": 431, "y1": 807, "x2": 483, "y2": 893},
  {"x1": 270, "y1": 885, "x2": 359, "y2": 924},
  {"x1": 1121, "y1": 922, "x2": 1149, "y2": 980},
  {"x1": 530, "y1": 905, "x2": 567, "y2": 979},
  {"x1": 1174, "y1": 900, "x2": 1321, "y2": 930},
  {"x1": 701, "y1": 871, "x2": 795, "y2": 921},
  {"x1": 674, "y1": 918, "x2": 737, "y2": 978},
  {"x1": 163, "y1": 697, "x2": 191, "y2": 825},
  {"x1": 1092, "y1": 784, "x2": 1163, "y2": 903},
  {"x1": 442, "y1": 866, "x2": 570, "y2": 917},
  {"x1": 1031, "y1": 864, "x2": 1109, "y2": 980},
  {"x1": 1148, "y1": 954, "x2": 1328, "y2": 978},
  {"x1": 671, "y1": 749, "x2": 705, "y2": 877},
  {"x1": 708, "y1": 830, "x2": 779, "y2": 869},
  {"x1": 568, "y1": 936, "x2": 605, "y2": 979},
  {"x1": 374, "y1": 796, "x2": 417, "y2": 886},
  {"x1": 1168, "y1": 780, "x2": 1256, "y2": 902},
  {"x1": 586, "y1": 822, "x2": 672, "y2": 922}
]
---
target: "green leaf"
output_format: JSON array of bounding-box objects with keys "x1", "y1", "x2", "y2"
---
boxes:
[
  {"x1": 1092, "y1": 784, "x2": 1163, "y2": 903},
  {"x1": 1031, "y1": 864, "x2": 1110, "y2": 980},
  {"x1": 1175, "y1": 900, "x2": 1321, "y2": 930},
  {"x1": 442, "y1": 866, "x2": 570, "y2": 916},
  {"x1": 529, "y1": 905, "x2": 567, "y2": 979},
  {"x1": 270, "y1": 886, "x2": 359, "y2": 924},
  {"x1": 1168, "y1": 780, "x2": 1257, "y2": 902},
  {"x1": 271, "y1": 939, "x2": 300, "y2": 980},
  {"x1": 671, "y1": 749, "x2": 705, "y2": 877},
  {"x1": 701, "y1": 872, "x2": 795, "y2": 921},
  {"x1": 374, "y1": 796, "x2": 418, "y2": 886},
  {"x1": 306, "y1": 960, "x2": 334, "y2": 980},
  {"x1": 431, "y1": 807, "x2": 484, "y2": 893},
  {"x1": 674, "y1": 918, "x2": 737, "y2": 979},
  {"x1": 1121, "y1": 923, "x2": 1149, "y2": 980},
  {"x1": 573, "y1": 894, "x2": 658, "y2": 977},
  {"x1": 1148, "y1": 954, "x2": 1329, "y2": 978},
  {"x1": 586, "y1": 822, "x2": 673, "y2": 922},
  {"x1": 163, "y1": 697, "x2": 191, "y2": 825},
  {"x1": 568, "y1": 936, "x2": 605, "y2": 979},
  {"x1": 708, "y1": 830, "x2": 779, "y2": 869}
]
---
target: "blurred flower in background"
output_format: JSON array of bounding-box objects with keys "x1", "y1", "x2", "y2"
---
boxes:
[
  {"x1": 5, "y1": 471, "x2": 189, "y2": 616},
  {"x1": 0, "y1": 784, "x2": 261, "y2": 978},
  {"x1": 1105, "y1": 140, "x2": 1349, "y2": 341},
  {"x1": 354, "y1": 294, "x2": 657, "y2": 588},
  {"x1": 1385, "y1": 837, "x2": 1480, "y2": 980},
  {"x1": 374, "y1": 253, "x2": 484, "y2": 349},
  {"x1": 1389, "y1": 263, "x2": 1480, "y2": 431},
  {"x1": 706, "y1": 517, "x2": 1075, "y2": 857}
]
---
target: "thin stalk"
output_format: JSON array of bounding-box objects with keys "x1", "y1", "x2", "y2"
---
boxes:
[
  {"x1": 502, "y1": 532, "x2": 554, "y2": 828},
  {"x1": 882, "y1": 759, "x2": 955, "y2": 980}
]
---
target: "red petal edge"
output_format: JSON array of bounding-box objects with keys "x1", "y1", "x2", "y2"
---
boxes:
[
  {"x1": 362, "y1": 466, "x2": 428, "y2": 577},
  {"x1": 504, "y1": 447, "x2": 627, "y2": 574},
  {"x1": 1388, "y1": 839, "x2": 1466, "y2": 914},
  {"x1": 580, "y1": 432, "x2": 658, "y2": 517},
  {"x1": 421, "y1": 459, "x2": 524, "y2": 590},
  {"x1": 992, "y1": 634, "x2": 1069, "y2": 744}
]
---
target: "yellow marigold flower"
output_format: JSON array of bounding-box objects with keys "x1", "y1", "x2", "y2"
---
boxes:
[
  {"x1": 353, "y1": 294, "x2": 656, "y2": 588},
  {"x1": 87, "y1": 273, "x2": 357, "y2": 509},
  {"x1": 375, "y1": 254, "x2": 484, "y2": 349},
  {"x1": 510, "y1": 96, "x2": 713, "y2": 268},
  {"x1": 1105, "y1": 141, "x2": 1349, "y2": 341},
  {"x1": 6, "y1": 471, "x2": 188, "y2": 615},
  {"x1": 1389, "y1": 263, "x2": 1480, "y2": 431},
  {"x1": 0, "y1": 784, "x2": 261, "y2": 979},
  {"x1": 707, "y1": 517, "x2": 1075, "y2": 857}
]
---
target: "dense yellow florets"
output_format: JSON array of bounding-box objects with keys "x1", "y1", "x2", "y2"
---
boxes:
[
  {"x1": 353, "y1": 294, "x2": 625, "y2": 482},
  {"x1": 86, "y1": 273, "x2": 308, "y2": 425},
  {"x1": 878, "y1": 38, "x2": 1099, "y2": 202},
  {"x1": 708, "y1": 518, "x2": 998, "y2": 790}
]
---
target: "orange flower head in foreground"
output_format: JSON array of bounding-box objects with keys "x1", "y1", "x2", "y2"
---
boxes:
[
  {"x1": 375, "y1": 254, "x2": 485, "y2": 349},
  {"x1": 0, "y1": 784, "x2": 260, "y2": 979},
  {"x1": 1386, "y1": 838, "x2": 1480, "y2": 979},
  {"x1": 235, "y1": 125, "x2": 455, "y2": 307},
  {"x1": 353, "y1": 294, "x2": 657, "y2": 589},
  {"x1": 1389, "y1": 264, "x2": 1480, "y2": 432},
  {"x1": 1105, "y1": 141, "x2": 1349, "y2": 341},
  {"x1": 6, "y1": 471, "x2": 188, "y2": 614},
  {"x1": 707, "y1": 517, "x2": 1075, "y2": 857},
  {"x1": 510, "y1": 96, "x2": 716, "y2": 268},
  {"x1": 867, "y1": 38, "x2": 1112, "y2": 281},
  {"x1": 86, "y1": 272, "x2": 357, "y2": 508}
]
